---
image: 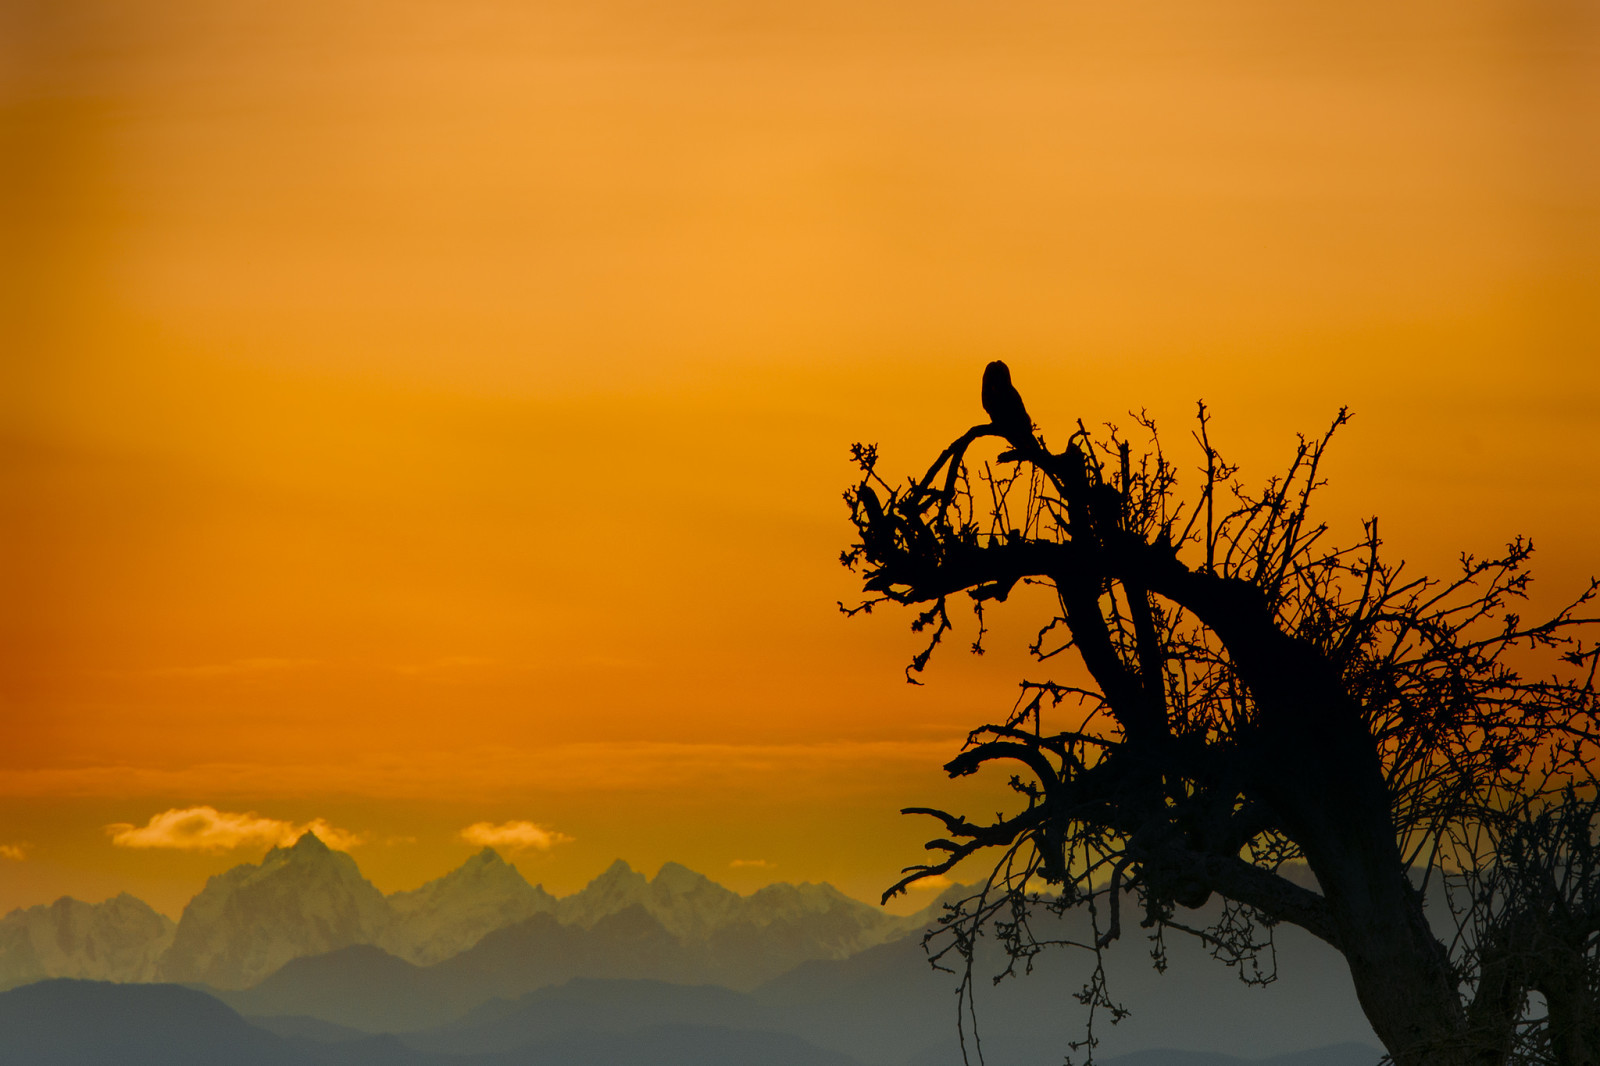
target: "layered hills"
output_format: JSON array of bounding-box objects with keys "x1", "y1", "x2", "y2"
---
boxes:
[
  {"x1": 0, "y1": 932, "x2": 1384, "y2": 1066},
  {"x1": 0, "y1": 979, "x2": 296, "y2": 1066}
]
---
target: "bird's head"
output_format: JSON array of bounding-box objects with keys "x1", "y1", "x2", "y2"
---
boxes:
[{"x1": 983, "y1": 360, "x2": 1012, "y2": 389}]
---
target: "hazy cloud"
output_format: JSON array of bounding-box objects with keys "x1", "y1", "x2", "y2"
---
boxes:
[
  {"x1": 145, "y1": 658, "x2": 319, "y2": 679},
  {"x1": 106, "y1": 807, "x2": 363, "y2": 852},
  {"x1": 729, "y1": 858, "x2": 775, "y2": 869},
  {"x1": 460, "y1": 820, "x2": 573, "y2": 853},
  {"x1": 392, "y1": 656, "x2": 496, "y2": 678},
  {"x1": 2, "y1": 739, "x2": 959, "y2": 801},
  {"x1": 0, "y1": 844, "x2": 26, "y2": 861}
]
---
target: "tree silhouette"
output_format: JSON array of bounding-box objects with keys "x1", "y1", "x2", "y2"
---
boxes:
[{"x1": 841, "y1": 364, "x2": 1599, "y2": 1066}]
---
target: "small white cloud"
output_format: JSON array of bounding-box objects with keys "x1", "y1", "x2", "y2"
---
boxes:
[
  {"x1": 460, "y1": 820, "x2": 573, "y2": 853},
  {"x1": 106, "y1": 807, "x2": 363, "y2": 853},
  {"x1": 0, "y1": 843, "x2": 27, "y2": 861},
  {"x1": 292, "y1": 819, "x2": 365, "y2": 852},
  {"x1": 729, "y1": 858, "x2": 775, "y2": 869},
  {"x1": 905, "y1": 874, "x2": 955, "y2": 892}
]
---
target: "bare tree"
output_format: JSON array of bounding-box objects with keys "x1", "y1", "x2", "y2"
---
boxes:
[{"x1": 841, "y1": 363, "x2": 1599, "y2": 1066}]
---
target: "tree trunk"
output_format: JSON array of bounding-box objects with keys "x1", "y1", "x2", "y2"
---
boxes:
[
  {"x1": 1238, "y1": 633, "x2": 1479, "y2": 1066},
  {"x1": 1537, "y1": 940, "x2": 1598, "y2": 1066}
]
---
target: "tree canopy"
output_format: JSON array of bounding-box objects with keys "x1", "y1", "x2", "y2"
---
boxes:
[{"x1": 842, "y1": 363, "x2": 1599, "y2": 1066}]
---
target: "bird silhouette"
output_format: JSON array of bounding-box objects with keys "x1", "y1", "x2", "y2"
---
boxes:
[{"x1": 981, "y1": 360, "x2": 1034, "y2": 448}]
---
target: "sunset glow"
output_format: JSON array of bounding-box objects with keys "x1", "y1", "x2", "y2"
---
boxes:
[{"x1": 3, "y1": 0, "x2": 1597, "y2": 917}]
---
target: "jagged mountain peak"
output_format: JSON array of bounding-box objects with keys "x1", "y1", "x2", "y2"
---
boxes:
[
  {"x1": 393, "y1": 847, "x2": 529, "y2": 896},
  {"x1": 390, "y1": 848, "x2": 545, "y2": 906},
  {"x1": 652, "y1": 861, "x2": 718, "y2": 894},
  {"x1": 382, "y1": 848, "x2": 556, "y2": 966},
  {"x1": 254, "y1": 832, "x2": 349, "y2": 878},
  {"x1": 290, "y1": 830, "x2": 329, "y2": 852},
  {"x1": 157, "y1": 836, "x2": 390, "y2": 989},
  {"x1": 557, "y1": 860, "x2": 649, "y2": 928}
]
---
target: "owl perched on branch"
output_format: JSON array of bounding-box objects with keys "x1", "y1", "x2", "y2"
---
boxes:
[{"x1": 981, "y1": 360, "x2": 1034, "y2": 449}]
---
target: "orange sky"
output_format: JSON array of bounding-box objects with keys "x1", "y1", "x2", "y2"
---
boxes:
[{"x1": 3, "y1": 0, "x2": 1597, "y2": 917}]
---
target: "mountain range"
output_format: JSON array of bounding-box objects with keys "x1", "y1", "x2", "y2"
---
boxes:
[
  {"x1": 2, "y1": 833, "x2": 946, "y2": 993},
  {"x1": 0, "y1": 836, "x2": 1384, "y2": 1065}
]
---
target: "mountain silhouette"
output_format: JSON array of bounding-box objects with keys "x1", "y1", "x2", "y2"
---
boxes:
[
  {"x1": 332, "y1": 925, "x2": 1375, "y2": 1064},
  {"x1": 221, "y1": 905, "x2": 728, "y2": 1030},
  {"x1": 763, "y1": 900, "x2": 1378, "y2": 1064},
  {"x1": 462, "y1": 1022, "x2": 865, "y2": 1066},
  {"x1": 409, "y1": 977, "x2": 765, "y2": 1055},
  {"x1": 0, "y1": 979, "x2": 302, "y2": 1066},
  {"x1": 0, "y1": 961, "x2": 1381, "y2": 1066}
]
